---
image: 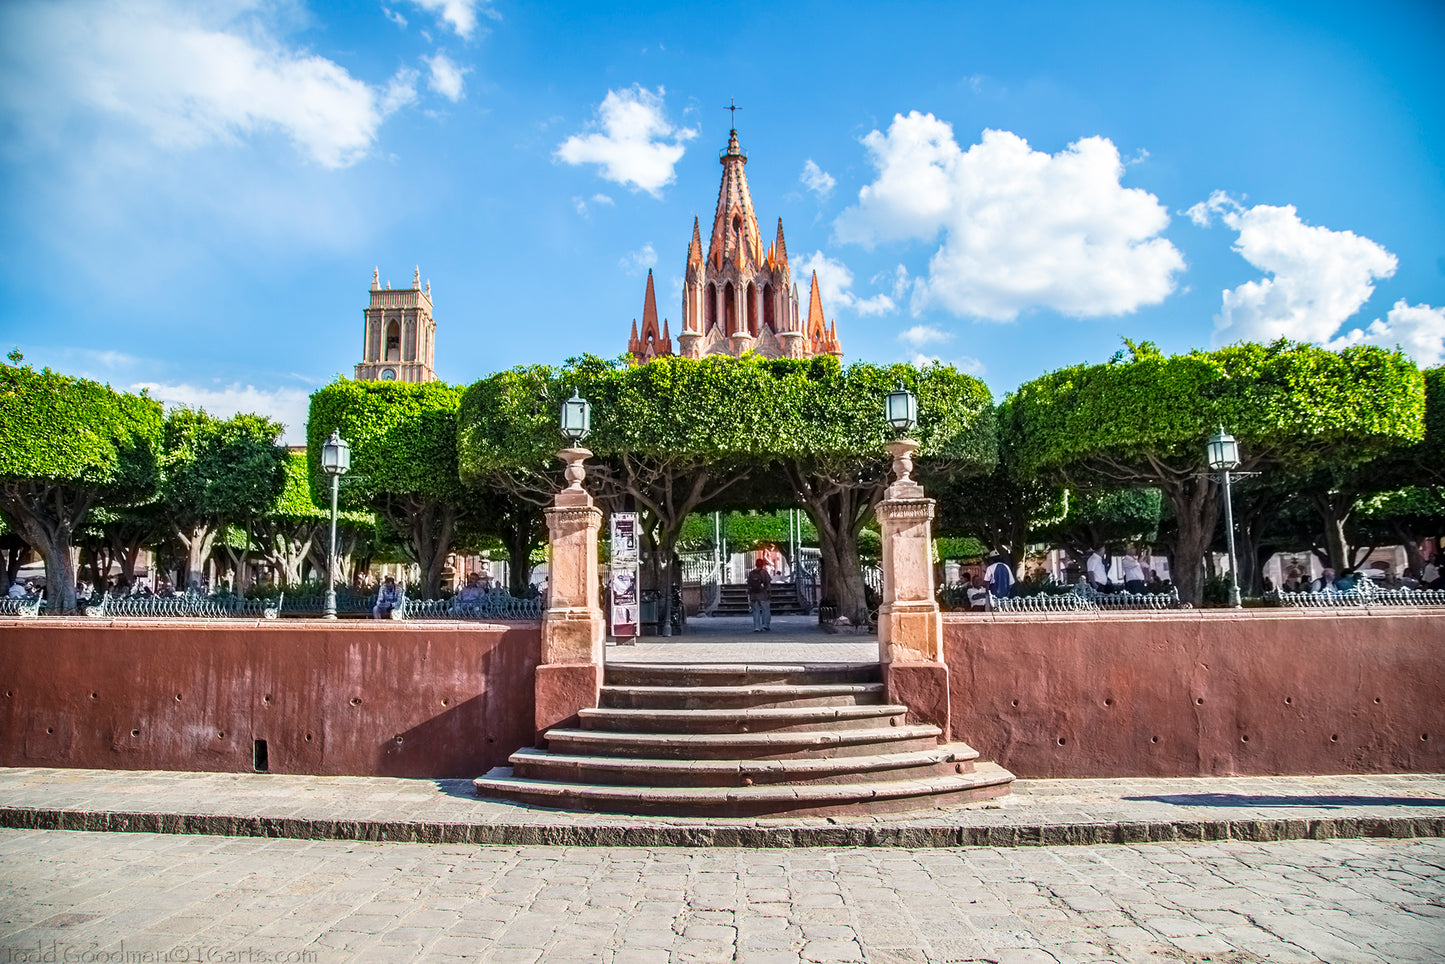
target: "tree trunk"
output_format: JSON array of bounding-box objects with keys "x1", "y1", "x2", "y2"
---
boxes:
[
  {"x1": 175, "y1": 521, "x2": 218, "y2": 590},
  {"x1": 0, "y1": 483, "x2": 93, "y2": 613},
  {"x1": 1311, "y1": 491, "x2": 1353, "y2": 572},
  {"x1": 385, "y1": 498, "x2": 456, "y2": 599},
  {"x1": 1162, "y1": 475, "x2": 1219, "y2": 606},
  {"x1": 793, "y1": 475, "x2": 877, "y2": 626}
]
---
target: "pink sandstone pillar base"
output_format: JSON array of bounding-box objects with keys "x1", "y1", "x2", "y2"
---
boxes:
[
  {"x1": 877, "y1": 438, "x2": 952, "y2": 740},
  {"x1": 536, "y1": 448, "x2": 606, "y2": 744}
]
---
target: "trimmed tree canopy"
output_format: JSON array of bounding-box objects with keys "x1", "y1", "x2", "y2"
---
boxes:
[
  {"x1": 1006, "y1": 340, "x2": 1424, "y2": 602},
  {"x1": 308, "y1": 379, "x2": 467, "y2": 597},
  {"x1": 460, "y1": 353, "x2": 995, "y2": 623},
  {"x1": 0, "y1": 363, "x2": 164, "y2": 610}
]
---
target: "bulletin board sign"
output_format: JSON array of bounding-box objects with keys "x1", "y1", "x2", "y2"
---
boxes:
[{"x1": 609, "y1": 512, "x2": 640, "y2": 638}]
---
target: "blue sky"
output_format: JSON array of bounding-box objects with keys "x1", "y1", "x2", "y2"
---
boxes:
[{"x1": 1, "y1": 0, "x2": 1442, "y2": 441}]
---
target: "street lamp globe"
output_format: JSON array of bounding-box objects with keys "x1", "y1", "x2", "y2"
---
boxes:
[
  {"x1": 560, "y1": 389, "x2": 591, "y2": 444},
  {"x1": 1206, "y1": 425, "x2": 1240, "y2": 472},
  {"x1": 321, "y1": 430, "x2": 351, "y2": 476},
  {"x1": 885, "y1": 382, "x2": 917, "y2": 436}
]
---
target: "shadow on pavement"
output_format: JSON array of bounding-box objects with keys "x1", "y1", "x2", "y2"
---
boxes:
[{"x1": 1124, "y1": 793, "x2": 1445, "y2": 809}]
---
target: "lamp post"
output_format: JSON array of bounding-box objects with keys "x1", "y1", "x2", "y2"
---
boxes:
[
  {"x1": 1206, "y1": 425, "x2": 1242, "y2": 609},
  {"x1": 320, "y1": 430, "x2": 351, "y2": 619}
]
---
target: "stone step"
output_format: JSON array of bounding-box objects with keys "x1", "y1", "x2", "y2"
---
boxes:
[
  {"x1": 508, "y1": 743, "x2": 982, "y2": 788},
  {"x1": 578, "y1": 704, "x2": 909, "y2": 734},
  {"x1": 604, "y1": 662, "x2": 880, "y2": 688},
  {"x1": 600, "y1": 682, "x2": 886, "y2": 710},
  {"x1": 542, "y1": 723, "x2": 943, "y2": 761},
  {"x1": 473, "y1": 760, "x2": 1016, "y2": 818}
]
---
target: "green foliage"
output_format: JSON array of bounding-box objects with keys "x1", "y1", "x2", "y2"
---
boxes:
[
  {"x1": 1009, "y1": 340, "x2": 1424, "y2": 479},
  {"x1": 0, "y1": 363, "x2": 164, "y2": 504},
  {"x1": 307, "y1": 379, "x2": 467, "y2": 509},
  {"x1": 271, "y1": 452, "x2": 371, "y2": 525},
  {"x1": 161, "y1": 408, "x2": 287, "y2": 522},
  {"x1": 935, "y1": 536, "x2": 988, "y2": 559},
  {"x1": 458, "y1": 354, "x2": 996, "y2": 483},
  {"x1": 677, "y1": 510, "x2": 818, "y2": 551},
  {"x1": 1034, "y1": 487, "x2": 1163, "y2": 550}
]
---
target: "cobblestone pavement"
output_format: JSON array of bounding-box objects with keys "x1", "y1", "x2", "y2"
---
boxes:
[{"x1": 0, "y1": 828, "x2": 1440, "y2": 963}]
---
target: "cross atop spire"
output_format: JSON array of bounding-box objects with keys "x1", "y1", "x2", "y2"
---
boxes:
[{"x1": 726, "y1": 98, "x2": 741, "y2": 131}]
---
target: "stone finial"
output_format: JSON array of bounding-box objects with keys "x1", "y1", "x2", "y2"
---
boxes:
[
  {"x1": 413, "y1": 266, "x2": 421, "y2": 289},
  {"x1": 371, "y1": 267, "x2": 380, "y2": 290},
  {"x1": 558, "y1": 447, "x2": 592, "y2": 492},
  {"x1": 426, "y1": 280, "x2": 431, "y2": 296},
  {"x1": 885, "y1": 438, "x2": 925, "y2": 500}
]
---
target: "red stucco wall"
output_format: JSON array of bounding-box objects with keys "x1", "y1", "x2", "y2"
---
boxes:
[
  {"x1": 946, "y1": 609, "x2": 1445, "y2": 778},
  {"x1": 0, "y1": 619, "x2": 540, "y2": 778}
]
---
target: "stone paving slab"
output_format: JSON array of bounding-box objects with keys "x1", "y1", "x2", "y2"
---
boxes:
[{"x1": 2, "y1": 766, "x2": 1441, "y2": 849}]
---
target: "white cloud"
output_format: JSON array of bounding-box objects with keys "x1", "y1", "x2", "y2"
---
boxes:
[
  {"x1": 620, "y1": 243, "x2": 657, "y2": 274},
  {"x1": 900, "y1": 325, "x2": 951, "y2": 348},
  {"x1": 800, "y1": 159, "x2": 836, "y2": 199},
  {"x1": 1327, "y1": 300, "x2": 1445, "y2": 368},
  {"x1": 1188, "y1": 191, "x2": 1399, "y2": 345},
  {"x1": 555, "y1": 86, "x2": 697, "y2": 198},
  {"x1": 835, "y1": 112, "x2": 1185, "y2": 321},
  {"x1": 383, "y1": 7, "x2": 408, "y2": 28},
  {"x1": 572, "y1": 193, "x2": 615, "y2": 216},
  {"x1": 797, "y1": 251, "x2": 896, "y2": 318},
  {"x1": 134, "y1": 382, "x2": 311, "y2": 444},
  {"x1": 0, "y1": 0, "x2": 412, "y2": 169},
  {"x1": 424, "y1": 53, "x2": 468, "y2": 102},
  {"x1": 405, "y1": 0, "x2": 497, "y2": 39}
]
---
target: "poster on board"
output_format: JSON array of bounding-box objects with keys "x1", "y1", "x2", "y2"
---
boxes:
[{"x1": 609, "y1": 512, "x2": 639, "y2": 639}]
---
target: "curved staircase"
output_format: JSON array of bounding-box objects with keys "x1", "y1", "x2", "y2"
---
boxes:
[{"x1": 474, "y1": 662, "x2": 1014, "y2": 817}]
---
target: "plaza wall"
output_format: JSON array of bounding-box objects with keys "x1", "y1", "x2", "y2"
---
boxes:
[
  {"x1": 0, "y1": 620, "x2": 540, "y2": 779},
  {"x1": 945, "y1": 609, "x2": 1445, "y2": 778}
]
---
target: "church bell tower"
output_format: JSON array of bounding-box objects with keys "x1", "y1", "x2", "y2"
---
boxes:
[{"x1": 355, "y1": 266, "x2": 437, "y2": 383}]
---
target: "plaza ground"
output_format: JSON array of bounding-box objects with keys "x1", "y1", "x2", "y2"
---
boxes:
[{"x1": 1, "y1": 829, "x2": 1441, "y2": 963}]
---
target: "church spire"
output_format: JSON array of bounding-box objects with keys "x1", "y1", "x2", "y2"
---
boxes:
[
  {"x1": 707, "y1": 125, "x2": 760, "y2": 270},
  {"x1": 627, "y1": 269, "x2": 673, "y2": 364},
  {"x1": 774, "y1": 218, "x2": 789, "y2": 268},
  {"x1": 688, "y1": 216, "x2": 703, "y2": 265}
]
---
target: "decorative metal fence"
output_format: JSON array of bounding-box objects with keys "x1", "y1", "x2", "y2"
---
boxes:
[
  {"x1": 988, "y1": 591, "x2": 1099, "y2": 613},
  {"x1": 275, "y1": 590, "x2": 376, "y2": 617},
  {"x1": 401, "y1": 592, "x2": 543, "y2": 621},
  {"x1": 84, "y1": 592, "x2": 280, "y2": 620},
  {"x1": 1267, "y1": 580, "x2": 1445, "y2": 609},
  {"x1": 0, "y1": 596, "x2": 44, "y2": 618},
  {"x1": 1073, "y1": 584, "x2": 1188, "y2": 611}
]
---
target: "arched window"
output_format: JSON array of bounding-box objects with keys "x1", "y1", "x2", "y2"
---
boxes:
[
  {"x1": 746, "y1": 283, "x2": 758, "y2": 337},
  {"x1": 706, "y1": 283, "x2": 718, "y2": 331},
  {"x1": 763, "y1": 282, "x2": 775, "y2": 331},
  {"x1": 732, "y1": 215, "x2": 742, "y2": 252},
  {"x1": 725, "y1": 283, "x2": 737, "y2": 335},
  {"x1": 385, "y1": 320, "x2": 401, "y2": 362}
]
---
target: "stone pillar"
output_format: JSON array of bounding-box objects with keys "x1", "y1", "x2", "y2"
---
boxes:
[
  {"x1": 877, "y1": 438, "x2": 950, "y2": 739},
  {"x1": 534, "y1": 447, "x2": 606, "y2": 744}
]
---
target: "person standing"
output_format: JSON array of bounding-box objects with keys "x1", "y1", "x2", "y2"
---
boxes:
[
  {"x1": 1121, "y1": 550, "x2": 1147, "y2": 594},
  {"x1": 984, "y1": 553, "x2": 1014, "y2": 598},
  {"x1": 746, "y1": 557, "x2": 772, "y2": 632},
  {"x1": 1086, "y1": 548, "x2": 1109, "y2": 591}
]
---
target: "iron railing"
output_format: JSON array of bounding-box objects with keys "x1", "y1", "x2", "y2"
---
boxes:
[
  {"x1": 403, "y1": 592, "x2": 543, "y2": 621},
  {"x1": 84, "y1": 592, "x2": 280, "y2": 619},
  {"x1": 0, "y1": 596, "x2": 43, "y2": 618},
  {"x1": 1267, "y1": 580, "x2": 1445, "y2": 609}
]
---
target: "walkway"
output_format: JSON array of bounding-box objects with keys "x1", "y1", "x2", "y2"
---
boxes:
[
  {"x1": 607, "y1": 614, "x2": 877, "y2": 664},
  {"x1": 2, "y1": 767, "x2": 1441, "y2": 849}
]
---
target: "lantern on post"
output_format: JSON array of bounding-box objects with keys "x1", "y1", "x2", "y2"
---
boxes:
[
  {"x1": 560, "y1": 389, "x2": 591, "y2": 444},
  {"x1": 320, "y1": 430, "x2": 352, "y2": 620},
  {"x1": 885, "y1": 382, "x2": 917, "y2": 436},
  {"x1": 1206, "y1": 425, "x2": 1243, "y2": 609}
]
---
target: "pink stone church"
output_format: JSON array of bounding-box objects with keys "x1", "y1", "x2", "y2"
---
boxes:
[{"x1": 627, "y1": 126, "x2": 843, "y2": 365}]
